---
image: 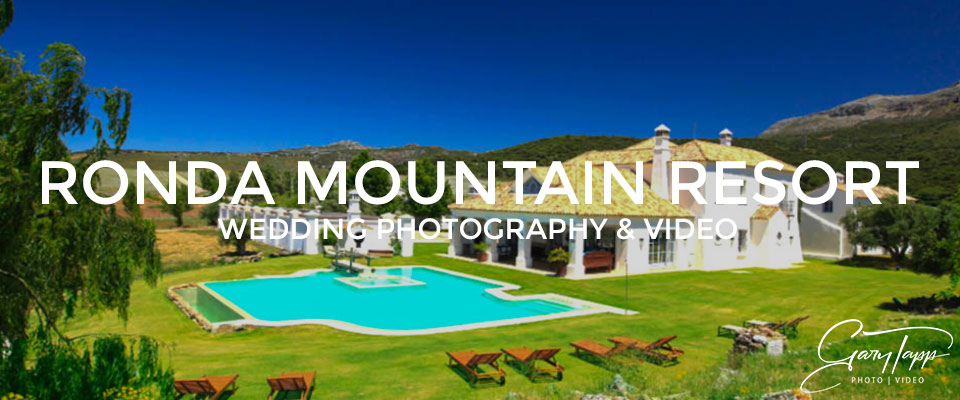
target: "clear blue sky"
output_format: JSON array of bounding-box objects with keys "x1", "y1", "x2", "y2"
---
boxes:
[{"x1": 2, "y1": 0, "x2": 958, "y2": 152}]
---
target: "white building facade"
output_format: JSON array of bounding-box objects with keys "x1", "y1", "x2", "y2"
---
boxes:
[
  {"x1": 448, "y1": 126, "x2": 804, "y2": 279},
  {"x1": 218, "y1": 190, "x2": 414, "y2": 256},
  {"x1": 799, "y1": 177, "x2": 909, "y2": 259}
]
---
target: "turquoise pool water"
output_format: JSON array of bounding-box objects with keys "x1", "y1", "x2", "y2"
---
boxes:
[{"x1": 201, "y1": 267, "x2": 580, "y2": 331}]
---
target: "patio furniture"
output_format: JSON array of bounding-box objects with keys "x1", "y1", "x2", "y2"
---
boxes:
[
  {"x1": 570, "y1": 339, "x2": 631, "y2": 360},
  {"x1": 446, "y1": 351, "x2": 506, "y2": 386},
  {"x1": 610, "y1": 335, "x2": 684, "y2": 365},
  {"x1": 266, "y1": 371, "x2": 316, "y2": 400},
  {"x1": 717, "y1": 324, "x2": 747, "y2": 338},
  {"x1": 744, "y1": 315, "x2": 809, "y2": 338},
  {"x1": 501, "y1": 347, "x2": 564, "y2": 381},
  {"x1": 583, "y1": 250, "x2": 614, "y2": 273},
  {"x1": 743, "y1": 319, "x2": 782, "y2": 330},
  {"x1": 367, "y1": 249, "x2": 394, "y2": 258},
  {"x1": 781, "y1": 315, "x2": 810, "y2": 338},
  {"x1": 173, "y1": 374, "x2": 238, "y2": 400}
]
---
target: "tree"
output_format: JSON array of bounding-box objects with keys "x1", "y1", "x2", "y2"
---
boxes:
[
  {"x1": 158, "y1": 185, "x2": 193, "y2": 227},
  {"x1": 198, "y1": 169, "x2": 219, "y2": 193},
  {"x1": 122, "y1": 183, "x2": 142, "y2": 219},
  {"x1": 346, "y1": 150, "x2": 398, "y2": 214},
  {"x1": 0, "y1": 1, "x2": 170, "y2": 397},
  {"x1": 199, "y1": 202, "x2": 221, "y2": 226},
  {"x1": 219, "y1": 218, "x2": 253, "y2": 255},
  {"x1": 841, "y1": 197, "x2": 941, "y2": 267},
  {"x1": 404, "y1": 157, "x2": 452, "y2": 219}
]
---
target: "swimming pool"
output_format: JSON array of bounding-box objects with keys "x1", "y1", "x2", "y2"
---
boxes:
[{"x1": 174, "y1": 266, "x2": 629, "y2": 335}]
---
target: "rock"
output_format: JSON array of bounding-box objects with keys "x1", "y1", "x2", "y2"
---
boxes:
[
  {"x1": 760, "y1": 83, "x2": 960, "y2": 137},
  {"x1": 606, "y1": 374, "x2": 636, "y2": 395}
]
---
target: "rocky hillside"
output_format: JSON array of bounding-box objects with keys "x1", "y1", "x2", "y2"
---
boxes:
[{"x1": 761, "y1": 82, "x2": 960, "y2": 137}]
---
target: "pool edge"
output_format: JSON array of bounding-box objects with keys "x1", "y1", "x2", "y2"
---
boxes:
[{"x1": 180, "y1": 265, "x2": 637, "y2": 336}]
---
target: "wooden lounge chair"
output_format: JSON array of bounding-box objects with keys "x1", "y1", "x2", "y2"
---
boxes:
[
  {"x1": 611, "y1": 335, "x2": 684, "y2": 365},
  {"x1": 743, "y1": 319, "x2": 777, "y2": 329},
  {"x1": 446, "y1": 351, "x2": 506, "y2": 386},
  {"x1": 266, "y1": 371, "x2": 316, "y2": 400},
  {"x1": 717, "y1": 324, "x2": 747, "y2": 338},
  {"x1": 173, "y1": 374, "x2": 238, "y2": 400},
  {"x1": 780, "y1": 315, "x2": 809, "y2": 338},
  {"x1": 570, "y1": 339, "x2": 631, "y2": 360},
  {"x1": 501, "y1": 347, "x2": 564, "y2": 381}
]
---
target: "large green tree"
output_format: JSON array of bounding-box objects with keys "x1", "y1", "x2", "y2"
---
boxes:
[
  {"x1": 0, "y1": 1, "x2": 170, "y2": 397},
  {"x1": 841, "y1": 197, "x2": 940, "y2": 266},
  {"x1": 404, "y1": 157, "x2": 452, "y2": 219},
  {"x1": 346, "y1": 150, "x2": 401, "y2": 214},
  {"x1": 158, "y1": 184, "x2": 193, "y2": 227}
]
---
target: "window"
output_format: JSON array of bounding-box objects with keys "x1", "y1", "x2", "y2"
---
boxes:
[
  {"x1": 737, "y1": 230, "x2": 747, "y2": 253},
  {"x1": 522, "y1": 178, "x2": 542, "y2": 196},
  {"x1": 822, "y1": 201, "x2": 834, "y2": 213},
  {"x1": 649, "y1": 233, "x2": 675, "y2": 266}
]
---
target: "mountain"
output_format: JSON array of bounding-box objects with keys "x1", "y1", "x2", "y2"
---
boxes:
[
  {"x1": 760, "y1": 82, "x2": 960, "y2": 137},
  {"x1": 741, "y1": 83, "x2": 960, "y2": 204}
]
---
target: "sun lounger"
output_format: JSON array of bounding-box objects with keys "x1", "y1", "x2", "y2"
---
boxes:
[
  {"x1": 266, "y1": 371, "x2": 316, "y2": 400},
  {"x1": 743, "y1": 319, "x2": 776, "y2": 328},
  {"x1": 570, "y1": 339, "x2": 631, "y2": 360},
  {"x1": 780, "y1": 315, "x2": 809, "y2": 338},
  {"x1": 173, "y1": 374, "x2": 238, "y2": 400},
  {"x1": 610, "y1": 335, "x2": 684, "y2": 365},
  {"x1": 501, "y1": 347, "x2": 564, "y2": 381},
  {"x1": 717, "y1": 324, "x2": 747, "y2": 337},
  {"x1": 745, "y1": 315, "x2": 809, "y2": 337},
  {"x1": 446, "y1": 351, "x2": 506, "y2": 386}
]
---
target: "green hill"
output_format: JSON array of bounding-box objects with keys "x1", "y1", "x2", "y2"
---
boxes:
[{"x1": 735, "y1": 116, "x2": 960, "y2": 204}]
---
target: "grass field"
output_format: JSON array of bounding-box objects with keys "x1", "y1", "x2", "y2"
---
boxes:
[
  {"x1": 155, "y1": 229, "x2": 280, "y2": 271},
  {"x1": 62, "y1": 243, "x2": 957, "y2": 399}
]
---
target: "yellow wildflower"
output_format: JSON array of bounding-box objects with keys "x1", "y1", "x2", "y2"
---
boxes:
[
  {"x1": 941, "y1": 375, "x2": 950, "y2": 384},
  {"x1": 921, "y1": 367, "x2": 933, "y2": 374}
]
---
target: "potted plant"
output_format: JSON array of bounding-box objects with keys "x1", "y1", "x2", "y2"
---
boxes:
[
  {"x1": 473, "y1": 242, "x2": 490, "y2": 262},
  {"x1": 547, "y1": 247, "x2": 570, "y2": 277}
]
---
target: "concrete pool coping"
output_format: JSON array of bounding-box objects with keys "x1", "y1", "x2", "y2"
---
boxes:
[{"x1": 185, "y1": 265, "x2": 636, "y2": 336}]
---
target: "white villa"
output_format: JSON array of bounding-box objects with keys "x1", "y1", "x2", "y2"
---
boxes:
[
  {"x1": 448, "y1": 125, "x2": 804, "y2": 278},
  {"x1": 799, "y1": 175, "x2": 912, "y2": 259}
]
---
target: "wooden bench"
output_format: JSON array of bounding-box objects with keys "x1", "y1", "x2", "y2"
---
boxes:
[
  {"x1": 367, "y1": 249, "x2": 394, "y2": 258},
  {"x1": 583, "y1": 250, "x2": 613, "y2": 273}
]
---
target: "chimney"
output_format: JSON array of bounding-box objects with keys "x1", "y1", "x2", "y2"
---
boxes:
[
  {"x1": 651, "y1": 124, "x2": 671, "y2": 199},
  {"x1": 347, "y1": 189, "x2": 361, "y2": 220},
  {"x1": 719, "y1": 128, "x2": 733, "y2": 146}
]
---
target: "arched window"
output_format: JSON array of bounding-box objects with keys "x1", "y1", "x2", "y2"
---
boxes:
[{"x1": 522, "y1": 178, "x2": 542, "y2": 195}]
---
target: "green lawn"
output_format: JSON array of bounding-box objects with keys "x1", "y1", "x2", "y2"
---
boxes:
[{"x1": 62, "y1": 243, "x2": 956, "y2": 399}]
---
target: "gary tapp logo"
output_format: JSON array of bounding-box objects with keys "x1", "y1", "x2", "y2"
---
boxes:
[{"x1": 801, "y1": 319, "x2": 954, "y2": 394}]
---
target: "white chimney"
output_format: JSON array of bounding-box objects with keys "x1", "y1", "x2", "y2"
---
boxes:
[
  {"x1": 651, "y1": 124, "x2": 671, "y2": 199},
  {"x1": 347, "y1": 189, "x2": 361, "y2": 220},
  {"x1": 719, "y1": 128, "x2": 733, "y2": 146}
]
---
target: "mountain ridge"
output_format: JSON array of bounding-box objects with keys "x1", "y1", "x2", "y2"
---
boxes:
[{"x1": 761, "y1": 82, "x2": 960, "y2": 137}]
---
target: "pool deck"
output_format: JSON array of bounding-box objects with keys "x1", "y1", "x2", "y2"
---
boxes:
[{"x1": 186, "y1": 265, "x2": 636, "y2": 336}]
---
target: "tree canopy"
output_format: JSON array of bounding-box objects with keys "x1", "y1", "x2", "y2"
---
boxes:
[{"x1": 0, "y1": 1, "x2": 171, "y2": 396}]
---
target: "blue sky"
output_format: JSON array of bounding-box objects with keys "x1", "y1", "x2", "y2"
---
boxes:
[{"x1": 2, "y1": 0, "x2": 958, "y2": 152}]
